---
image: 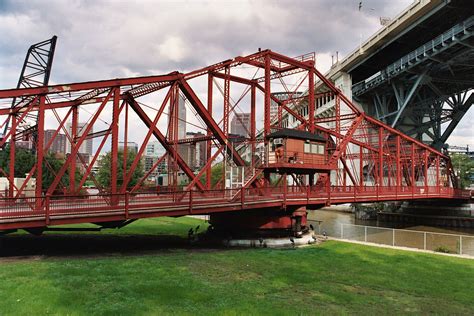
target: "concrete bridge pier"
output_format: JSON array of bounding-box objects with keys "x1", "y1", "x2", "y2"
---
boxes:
[{"x1": 209, "y1": 207, "x2": 308, "y2": 237}]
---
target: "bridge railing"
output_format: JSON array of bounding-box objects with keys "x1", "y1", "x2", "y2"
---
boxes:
[{"x1": 0, "y1": 185, "x2": 470, "y2": 224}]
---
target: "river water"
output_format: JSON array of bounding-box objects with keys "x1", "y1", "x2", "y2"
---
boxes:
[{"x1": 307, "y1": 206, "x2": 474, "y2": 237}]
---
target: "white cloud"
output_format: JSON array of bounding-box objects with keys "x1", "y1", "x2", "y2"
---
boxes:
[
  {"x1": 156, "y1": 36, "x2": 188, "y2": 63},
  {"x1": 2, "y1": 0, "x2": 470, "y2": 149}
]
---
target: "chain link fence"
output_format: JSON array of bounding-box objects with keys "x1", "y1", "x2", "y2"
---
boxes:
[{"x1": 322, "y1": 223, "x2": 474, "y2": 256}]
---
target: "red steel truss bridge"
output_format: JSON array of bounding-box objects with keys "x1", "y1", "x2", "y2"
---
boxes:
[{"x1": 0, "y1": 49, "x2": 470, "y2": 235}]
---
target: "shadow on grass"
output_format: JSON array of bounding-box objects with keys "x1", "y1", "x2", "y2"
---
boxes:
[{"x1": 0, "y1": 233, "x2": 227, "y2": 259}]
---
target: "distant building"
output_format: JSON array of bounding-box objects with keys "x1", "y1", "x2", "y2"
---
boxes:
[
  {"x1": 119, "y1": 141, "x2": 138, "y2": 154},
  {"x1": 271, "y1": 92, "x2": 304, "y2": 127},
  {"x1": 91, "y1": 153, "x2": 106, "y2": 175},
  {"x1": 178, "y1": 94, "x2": 187, "y2": 139},
  {"x1": 44, "y1": 130, "x2": 66, "y2": 154},
  {"x1": 15, "y1": 139, "x2": 34, "y2": 150},
  {"x1": 230, "y1": 113, "x2": 250, "y2": 137},
  {"x1": 144, "y1": 140, "x2": 167, "y2": 180},
  {"x1": 66, "y1": 122, "x2": 93, "y2": 155},
  {"x1": 146, "y1": 141, "x2": 165, "y2": 157},
  {"x1": 184, "y1": 132, "x2": 206, "y2": 170},
  {"x1": 0, "y1": 177, "x2": 36, "y2": 197}
]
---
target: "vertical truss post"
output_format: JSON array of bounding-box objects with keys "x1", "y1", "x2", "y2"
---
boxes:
[
  {"x1": 396, "y1": 135, "x2": 401, "y2": 187},
  {"x1": 251, "y1": 84, "x2": 256, "y2": 169},
  {"x1": 378, "y1": 127, "x2": 383, "y2": 186},
  {"x1": 424, "y1": 149, "x2": 428, "y2": 190},
  {"x1": 445, "y1": 160, "x2": 450, "y2": 188},
  {"x1": 359, "y1": 145, "x2": 363, "y2": 189},
  {"x1": 36, "y1": 95, "x2": 46, "y2": 210},
  {"x1": 335, "y1": 95, "x2": 341, "y2": 184},
  {"x1": 169, "y1": 86, "x2": 176, "y2": 188},
  {"x1": 411, "y1": 143, "x2": 415, "y2": 193},
  {"x1": 173, "y1": 85, "x2": 179, "y2": 188},
  {"x1": 206, "y1": 73, "x2": 213, "y2": 189},
  {"x1": 111, "y1": 87, "x2": 120, "y2": 196},
  {"x1": 222, "y1": 67, "x2": 230, "y2": 189},
  {"x1": 223, "y1": 66, "x2": 230, "y2": 136},
  {"x1": 8, "y1": 114, "x2": 16, "y2": 197},
  {"x1": 69, "y1": 106, "x2": 78, "y2": 193},
  {"x1": 308, "y1": 68, "x2": 315, "y2": 133},
  {"x1": 436, "y1": 155, "x2": 440, "y2": 193},
  {"x1": 264, "y1": 54, "x2": 271, "y2": 136},
  {"x1": 123, "y1": 102, "x2": 129, "y2": 186},
  {"x1": 121, "y1": 89, "x2": 171, "y2": 193},
  {"x1": 335, "y1": 95, "x2": 340, "y2": 144}
]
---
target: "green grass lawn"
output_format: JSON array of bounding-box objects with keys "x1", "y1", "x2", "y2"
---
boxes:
[{"x1": 1, "y1": 217, "x2": 473, "y2": 315}]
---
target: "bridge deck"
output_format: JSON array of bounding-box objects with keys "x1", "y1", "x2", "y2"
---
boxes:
[{"x1": 0, "y1": 186, "x2": 469, "y2": 231}]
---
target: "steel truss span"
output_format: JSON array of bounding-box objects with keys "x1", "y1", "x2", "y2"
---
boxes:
[{"x1": 0, "y1": 50, "x2": 469, "y2": 232}]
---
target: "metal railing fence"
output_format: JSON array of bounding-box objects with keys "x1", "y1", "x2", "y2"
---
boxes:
[{"x1": 338, "y1": 223, "x2": 474, "y2": 256}]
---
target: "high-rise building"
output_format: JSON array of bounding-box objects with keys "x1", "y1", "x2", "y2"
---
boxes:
[
  {"x1": 230, "y1": 113, "x2": 250, "y2": 137},
  {"x1": 271, "y1": 92, "x2": 304, "y2": 118},
  {"x1": 118, "y1": 141, "x2": 138, "y2": 154},
  {"x1": 15, "y1": 140, "x2": 34, "y2": 150},
  {"x1": 178, "y1": 94, "x2": 186, "y2": 140},
  {"x1": 44, "y1": 130, "x2": 66, "y2": 154},
  {"x1": 182, "y1": 132, "x2": 206, "y2": 170},
  {"x1": 194, "y1": 133, "x2": 206, "y2": 169},
  {"x1": 66, "y1": 122, "x2": 93, "y2": 155},
  {"x1": 144, "y1": 140, "x2": 167, "y2": 180},
  {"x1": 146, "y1": 141, "x2": 165, "y2": 157}
]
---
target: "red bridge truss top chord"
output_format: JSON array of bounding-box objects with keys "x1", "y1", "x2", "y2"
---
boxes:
[{"x1": 0, "y1": 49, "x2": 470, "y2": 231}]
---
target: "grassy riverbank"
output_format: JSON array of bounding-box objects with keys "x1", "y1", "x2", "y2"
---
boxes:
[{"x1": 1, "y1": 217, "x2": 473, "y2": 315}]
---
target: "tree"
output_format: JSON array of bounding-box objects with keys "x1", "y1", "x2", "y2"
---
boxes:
[
  {"x1": 96, "y1": 150, "x2": 144, "y2": 190},
  {"x1": 0, "y1": 145, "x2": 79, "y2": 192},
  {"x1": 199, "y1": 162, "x2": 224, "y2": 188},
  {"x1": 450, "y1": 153, "x2": 474, "y2": 189},
  {"x1": 0, "y1": 145, "x2": 35, "y2": 178}
]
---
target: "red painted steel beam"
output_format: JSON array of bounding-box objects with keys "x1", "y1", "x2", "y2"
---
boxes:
[
  {"x1": 183, "y1": 50, "x2": 268, "y2": 81},
  {"x1": 254, "y1": 83, "x2": 306, "y2": 125},
  {"x1": 131, "y1": 154, "x2": 167, "y2": 193},
  {"x1": 110, "y1": 87, "x2": 120, "y2": 196},
  {"x1": 0, "y1": 97, "x2": 39, "y2": 148},
  {"x1": 178, "y1": 78, "x2": 247, "y2": 167},
  {"x1": 269, "y1": 51, "x2": 315, "y2": 70},
  {"x1": 210, "y1": 71, "x2": 256, "y2": 86},
  {"x1": 308, "y1": 68, "x2": 315, "y2": 133},
  {"x1": 121, "y1": 88, "x2": 172, "y2": 192},
  {"x1": 206, "y1": 73, "x2": 213, "y2": 189},
  {"x1": 264, "y1": 54, "x2": 271, "y2": 136},
  {"x1": 329, "y1": 115, "x2": 364, "y2": 167},
  {"x1": 340, "y1": 157, "x2": 357, "y2": 186},
  {"x1": 310, "y1": 65, "x2": 448, "y2": 160},
  {"x1": 36, "y1": 95, "x2": 46, "y2": 210},
  {"x1": 8, "y1": 114, "x2": 16, "y2": 197},
  {"x1": 185, "y1": 146, "x2": 224, "y2": 191},
  {"x1": 46, "y1": 90, "x2": 113, "y2": 195},
  {"x1": 0, "y1": 73, "x2": 180, "y2": 99},
  {"x1": 125, "y1": 93, "x2": 207, "y2": 191}
]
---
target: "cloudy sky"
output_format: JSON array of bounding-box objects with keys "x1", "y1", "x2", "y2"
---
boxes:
[{"x1": 0, "y1": 0, "x2": 472, "y2": 147}]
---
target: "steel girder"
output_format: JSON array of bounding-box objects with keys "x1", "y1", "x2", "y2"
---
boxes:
[{"x1": 354, "y1": 17, "x2": 474, "y2": 149}]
